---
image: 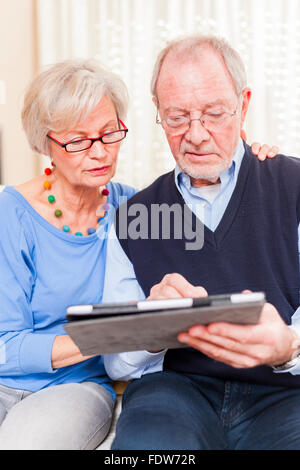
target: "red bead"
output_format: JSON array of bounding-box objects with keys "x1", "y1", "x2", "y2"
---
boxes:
[
  {"x1": 102, "y1": 188, "x2": 109, "y2": 196},
  {"x1": 44, "y1": 168, "x2": 52, "y2": 175}
]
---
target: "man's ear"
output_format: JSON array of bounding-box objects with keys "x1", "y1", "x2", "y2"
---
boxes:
[{"x1": 240, "y1": 88, "x2": 251, "y2": 128}]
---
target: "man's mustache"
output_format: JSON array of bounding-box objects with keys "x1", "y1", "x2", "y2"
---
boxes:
[{"x1": 180, "y1": 144, "x2": 218, "y2": 155}]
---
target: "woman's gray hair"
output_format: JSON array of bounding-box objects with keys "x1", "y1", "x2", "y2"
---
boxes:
[
  {"x1": 22, "y1": 59, "x2": 129, "y2": 155},
  {"x1": 151, "y1": 34, "x2": 247, "y2": 99}
]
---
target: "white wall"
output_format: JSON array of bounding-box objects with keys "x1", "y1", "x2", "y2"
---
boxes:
[
  {"x1": 36, "y1": 0, "x2": 300, "y2": 190},
  {"x1": 0, "y1": 0, "x2": 37, "y2": 185}
]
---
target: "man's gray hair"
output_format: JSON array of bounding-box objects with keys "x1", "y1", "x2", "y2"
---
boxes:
[
  {"x1": 151, "y1": 35, "x2": 247, "y2": 99},
  {"x1": 22, "y1": 59, "x2": 129, "y2": 155}
]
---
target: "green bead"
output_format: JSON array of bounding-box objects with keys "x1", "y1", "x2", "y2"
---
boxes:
[
  {"x1": 75, "y1": 232, "x2": 83, "y2": 236},
  {"x1": 62, "y1": 225, "x2": 70, "y2": 233},
  {"x1": 48, "y1": 195, "x2": 55, "y2": 203},
  {"x1": 54, "y1": 209, "x2": 62, "y2": 218}
]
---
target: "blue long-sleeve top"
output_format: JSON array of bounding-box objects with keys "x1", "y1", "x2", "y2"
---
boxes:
[{"x1": 0, "y1": 181, "x2": 136, "y2": 397}]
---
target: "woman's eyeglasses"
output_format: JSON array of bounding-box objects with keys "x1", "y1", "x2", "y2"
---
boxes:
[{"x1": 47, "y1": 120, "x2": 128, "y2": 153}]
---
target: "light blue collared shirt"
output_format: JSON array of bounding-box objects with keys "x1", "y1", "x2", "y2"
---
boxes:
[
  {"x1": 174, "y1": 137, "x2": 245, "y2": 231},
  {"x1": 103, "y1": 140, "x2": 300, "y2": 380}
]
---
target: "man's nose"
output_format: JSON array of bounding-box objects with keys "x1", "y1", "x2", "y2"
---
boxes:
[
  {"x1": 88, "y1": 139, "x2": 106, "y2": 158},
  {"x1": 184, "y1": 119, "x2": 210, "y2": 146}
]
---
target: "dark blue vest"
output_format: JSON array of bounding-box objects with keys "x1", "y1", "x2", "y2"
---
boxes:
[{"x1": 115, "y1": 143, "x2": 300, "y2": 387}]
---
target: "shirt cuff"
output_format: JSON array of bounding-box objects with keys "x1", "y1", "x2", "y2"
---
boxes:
[
  {"x1": 19, "y1": 333, "x2": 58, "y2": 374},
  {"x1": 103, "y1": 349, "x2": 167, "y2": 381},
  {"x1": 121, "y1": 350, "x2": 167, "y2": 367},
  {"x1": 273, "y1": 325, "x2": 300, "y2": 374},
  {"x1": 290, "y1": 323, "x2": 300, "y2": 339}
]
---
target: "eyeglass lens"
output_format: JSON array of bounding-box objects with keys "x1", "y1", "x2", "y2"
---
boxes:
[{"x1": 65, "y1": 130, "x2": 127, "y2": 152}]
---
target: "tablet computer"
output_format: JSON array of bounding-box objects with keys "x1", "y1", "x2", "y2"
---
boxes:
[{"x1": 63, "y1": 292, "x2": 265, "y2": 356}]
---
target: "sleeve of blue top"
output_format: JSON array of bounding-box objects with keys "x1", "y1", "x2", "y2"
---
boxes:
[{"x1": 0, "y1": 206, "x2": 57, "y2": 375}]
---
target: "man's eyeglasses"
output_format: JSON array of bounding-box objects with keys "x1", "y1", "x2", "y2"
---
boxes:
[
  {"x1": 156, "y1": 104, "x2": 239, "y2": 136},
  {"x1": 47, "y1": 120, "x2": 128, "y2": 153}
]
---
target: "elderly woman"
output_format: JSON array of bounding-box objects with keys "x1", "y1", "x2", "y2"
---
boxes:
[
  {"x1": 0, "y1": 60, "x2": 135, "y2": 450},
  {"x1": 0, "y1": 59, "x2": 275, "y2": 450}
]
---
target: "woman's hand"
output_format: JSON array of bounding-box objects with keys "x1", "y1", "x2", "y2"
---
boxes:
[
  {"x1": 241, "y1": 129, "x2": 279, "y2": 161},
  {"x1": 51, "y1": 335, "x2": 94, "y2": 370}
]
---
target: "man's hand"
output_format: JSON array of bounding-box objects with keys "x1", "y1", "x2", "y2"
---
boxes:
[
  {"x1": 146, "y1": 273, "x2": 207, "y2": 353},
  {"x1": 178, "y1": 302, "x2": 300, "y2": 369},
  {"x1": 241, "y1": 129, "x2": 279, "y2": 161},
  {"x1": 147, "y1": 273, "x2": 207, "y2": 300}
]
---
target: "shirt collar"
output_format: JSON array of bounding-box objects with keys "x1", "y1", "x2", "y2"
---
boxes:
[{"x1": 175, "y1": 137, "x2": 245, "y2": 191}]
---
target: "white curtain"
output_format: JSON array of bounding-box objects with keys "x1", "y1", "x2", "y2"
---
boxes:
[{"x1": 36, "y1": 0, "x2": 300, "y2": 189}]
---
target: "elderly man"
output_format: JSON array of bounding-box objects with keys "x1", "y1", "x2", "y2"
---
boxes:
[{"x1": 103, "y1": 35, "x2": 300, "y2": 450}]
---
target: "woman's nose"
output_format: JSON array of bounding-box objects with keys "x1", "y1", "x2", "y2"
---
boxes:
[{"x1": 88, "y1": 139, "x2": 107, "y2": 158}]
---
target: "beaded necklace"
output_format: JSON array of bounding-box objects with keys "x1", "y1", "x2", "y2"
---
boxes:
[{"x1": 43, "y1": 167, "x2": 109, "y2": 236}]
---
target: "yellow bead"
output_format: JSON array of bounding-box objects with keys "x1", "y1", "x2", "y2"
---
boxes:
[{"x1": 43, "y1": 180, "x2": 51, "y2": 190}]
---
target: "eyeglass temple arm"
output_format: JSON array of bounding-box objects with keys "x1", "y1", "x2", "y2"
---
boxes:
[
  {"x1": 47, "y1": 135, "x2": 65, "y2": 147},
  {"x1": 119, "y1": 119, "x2": 128, "y2": 130}
]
